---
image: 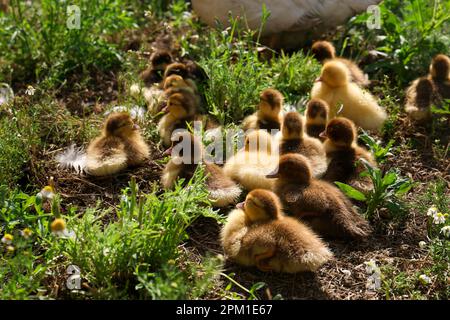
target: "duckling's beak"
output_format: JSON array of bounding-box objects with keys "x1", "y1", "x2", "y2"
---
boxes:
[
  {"x1": 315, "y1": 76, "x2": 323, "y2": 82},
  {"x1": 162, "y1": 147, "x2": 173, "y2": 156},
  {"x1": 236, "y1": 201, "x2": 245, "y2": 210},
  {"x1": 265, "y1": 169, "x2": 279, "y2": 179},
  {"x1": 162, "y1": 105, "x2": 169, "y2": 114},
  {"x1": 133, "y1": 124, "x2": 140, "y2": 130},
  {"x1": 319, "y1": 131, "x2": 327, "y2": 139}
]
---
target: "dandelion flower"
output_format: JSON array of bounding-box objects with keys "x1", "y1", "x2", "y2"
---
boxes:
[
  {"x1": 418, "y1": 274, "x2": 431, "y2": 285},
  {"x1": 440, "y1": 226, "x2": 450, "y2": 238},
  {"x1": 20, "y1": 228, "x2": 33, "y2": 239},
  {"x1": 25, "y1": 85, "x2": 35, "y2": 96},
  {"x1": 6, "y1": 245, "x2": 15, "y2": 253},
  {"x1": 432, "y1": 212, "x2": 447, "y2": 225},
  {"x1": 1, "y1": 233, "x2": 13, "y2": 245},
  {"x1": 37, "y1": 185, "x2": 55, "y2": 201},
  {"x1": 418, "y1": 241, "x2": 427, "y2": 249}
]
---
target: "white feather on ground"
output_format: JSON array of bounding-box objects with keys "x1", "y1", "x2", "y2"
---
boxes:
[{"x1": 56, "y1": 144, "x2": 87, "y2": 174}]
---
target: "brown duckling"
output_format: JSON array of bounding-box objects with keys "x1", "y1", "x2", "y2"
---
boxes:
[
  {"x1": 85, "y1": 112, "x2": 149, "y2": 176},
  {"x1": 223, "y1": 130, "x2": 278, "y2": 191},
  {"x1": 311, "y1": 60, "x2": 387, "y2": 131},
  {"x1": 405, "y1": 77, "x2": 436, "y2": 122},
  {"x1": 429, "y1": 54, "x2": 450, "y2": 100},
  {"x1": 162, "y1": 131, "x2": 241, "y2": 207},
  {"x1": 305, "y1": 99, "x2": 329, "y2": 141},
  {"x1": 321, "y1": 117, "x2": 376, "y2": 193},
  {"x1": 311, "y1": 40, "x2": 369, "y2": 87},
  {"x1": 279, "y1": 111, "x2": 327, "y2": 177},
  {"x1": 221, "y1": 189, "x2": 333, "y2": 273},
  {"x1": 267, "y1": 154, "x2": 372, "y2": 239},
  {"x1": 140, "y1": 49, "x2": 173, "y2": 87},
  {"x1": 158, "y1": 91, "x2": 198, "y2": 147},
  {"x1": 242, "y1": 89, "x2": 284, "y2": 132}
]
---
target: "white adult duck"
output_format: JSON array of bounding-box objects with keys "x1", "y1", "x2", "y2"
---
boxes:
[{"x1": 191, "y1": 0, "x2": 382, "y2": 49}]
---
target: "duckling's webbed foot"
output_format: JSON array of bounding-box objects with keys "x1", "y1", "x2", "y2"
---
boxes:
[{"x1": 255, "y1": 247, "x2": 276, "y2": 272}]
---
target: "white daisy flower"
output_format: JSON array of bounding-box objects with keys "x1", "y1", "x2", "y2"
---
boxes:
[
  {"x1": 1, "y1": 233, "x2": 13, "y2": 245},
  {"x1": 37, "y1": 185, "x2": 55, "y2": 201},
  {"x1": 25, "y1": 85, "x2": 35, "y2": 96},
  {"x1": 418, "y1": 274, "x2": 431, "y2": 285},
  {"x1": 440, "y1": 226, "x2": 450, "y2": 238},
  {"x1": 427, "y1": 206, "x2": 438, "y2": 217},
  {"x1": 433, "y1": 212, "x2": 446, "y2": 225}
]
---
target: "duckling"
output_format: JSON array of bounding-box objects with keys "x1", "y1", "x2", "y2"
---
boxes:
[
  {"x1": 242, "y1": 89, "x2": 283, "y2": 132},
  {"x1": 311, "y1": 60, "x2": 387, "y2": 131},
  {"x1": 223, "y1": 130, "x2": 278, "y2": 191},
  {"x1": 429, "y1": 54, "x2": 450, "y2": 100},
  {"x1": 158, "y1": 92, "x2": 197, "y2": 147},
  {"x1": 311, "y1": 40, "x2": 369, "y2": 87},
  {"x1": 162, "y1": 131, "x2": 241, "y2": 207},
  {"x1": 221, "y1": 189, "x2": 333, "y2": 273},
  {"x1": 305, "y1": 98, "x2": 329, "y2": 141},
  {"x1": 140, "y1": 49, "x2": 173, "y2": 86},
  {"x1": 279, "y1": 111, "x2": 327, "y2": 177},
  {"x1": 267, "y1": 154, "x2": 372, "y2": 239},
  {"x1": 404, "y1": 77, "x2": 436, "y2": 122},
  {"x1": 85, "y1": 112, "x2": 150, "y2": 176},
  {"x1": 163, "y1": 62, "x2": 198, "y2": 90},
  {"x1": 321, "y1": 117, "x2": 376, "y2": 193}
]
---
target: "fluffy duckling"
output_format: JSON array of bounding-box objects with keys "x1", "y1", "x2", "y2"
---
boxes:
[
  {"x1": 223, "y1": 130, "x2": 278, "y2": 191},
  {"x1": 158, "y1": 91, "x2": 197, "y2": 147},
  {"x1": 161, "y1": 131, "x2": 241, "y2": 207},
  {"x1": 267, "y1": 154, "x2": 372, "y2": 239},
  {"x1": 311, "y1": 60, "x2": 387, "y2": 131},
  {"x1": 163, "y1": 62, "x2": 198, "y2": 90},
  {"x1": 220, "y1": 189, "x2": 333, "y2": 273},
  {"x1": 311, "y1": 40, "x2": 369, "y2": 87},
  {"x1": 279, "y1": 111, "x2": 327, "y2": 177},
  {"x1": 429, "y1": 54, "x2": 450, "y2": 100},
  {"x1": 321, "y1": 118, "x2": 376, "y2": 193},
  {"x1": 404, "y1": 77, "x2": 436, "y2": 122},
  {"x1": 242, "y1": 89, "x2": 283, "y2": 132},
  {"x1": 85, "y1": 113, "x2": 149, "y2": 176},
  {"x1": 305, "y1": 99, "x2": 329, "y2": 141},
  {"x1": 140, "y1": 50, "x2": 173, "y2": 86}
]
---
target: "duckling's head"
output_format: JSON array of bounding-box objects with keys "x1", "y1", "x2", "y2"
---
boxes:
[
  {"x1": 430, "y1": 54, "x2": 450, "y2": 81},
  {"x1": 164, "y1": 62, "x2": 189, "y2": 79},
  {"x1": 306, "y1": 99, "x2": 329, "y2": 126},
  {"x1": 163, "y1": 75, "x2": 187, "y2": 90},
  {"x1": 165, "y1": 93, "x2": 193, "y2": 119},
  {"x1": 320, "y1": 117, "x2": 356, "y2": 148},
  {"x1": 415, "y1": 77, "x2": 434, "y2": 101},
  {"x1": 239, "y1": 189, "x2": 281, "y2": 222},
  {"x1": 282, "y1": 111, "x2": 303, "y2": 140},
  {"x1": 311, "y1": 41, "x2": 336, "y2": 63},
  {"x1": 150, "y1": 50, "x2": 173, "y2": 71},
  {"x1": 244, "y1": 130, "x2": 272, "y2": 153},
  {"x1": 266, "y1": 154, "x2": 312, "y2": 185},
  {"x1": 169, "y1": 131, "x2": 203, "y2": 163},
  {"x1": 258, "y1": 88, "x2": 283, "y2": 119},
  {"x1": 104, "y1": 112, "x2": 138, "y2": 137},
  {"x1": 318, "y1": 61, "x2": 349, "y2": 88}
]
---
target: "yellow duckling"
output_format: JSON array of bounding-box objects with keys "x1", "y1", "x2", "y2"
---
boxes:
[
  {"x1": 161, "y1": 131, "x2": 241, "y2": 207},
  {"x1": 221, "y1": 189, "x2": 333, "y2": 273},
  {"x1": 242, "y1": 89, "x2": 284, "y2": 132},
  {"x1": 311, "y1": 40, "x2": 369, "y2": 87},
  {"x1": 311, "y1": 60, "x2": 387, "y2": 131},
  {"x1": 279, "y1": 111, "x2": 327, "y2": 177},
  {"x1": 223, "y1": 130, "x2": 278, "y2": 191},
  {"x1": 85, "y1": 112, "x2": 149, "y2": 176},
  {"x1": 305, "y1": 98, "x2": 329, "y2": 141}
]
